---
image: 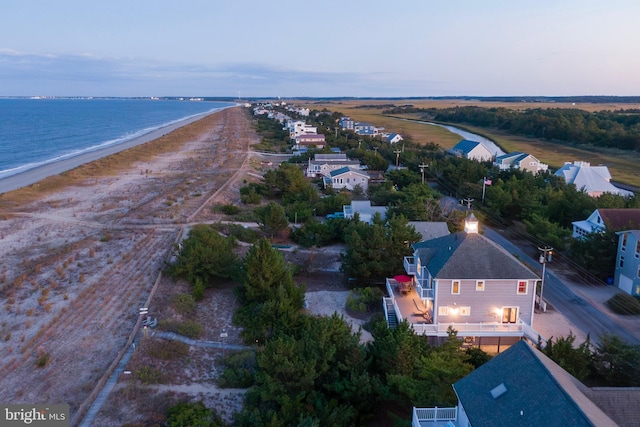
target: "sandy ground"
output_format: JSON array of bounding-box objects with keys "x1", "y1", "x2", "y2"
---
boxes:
[{"x1": 0, "y1": 106, "x2": 263, "y2": 424}]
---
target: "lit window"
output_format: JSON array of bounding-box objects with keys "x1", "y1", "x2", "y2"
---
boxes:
[
  {"x1": 452, "y1": 280, "x2": 460, "y2": 295},
  {"x1": 438, "y1": 306, "x2": 449, "y2": 316},
  {"x1": 476, "y1": 280, "x2": 485, "y2": 291},
  {"x1": 460, "y1": 306, "x2": 471, "y2": 316},
  {"x1": 517, "y1": 281, "x2": 527, "y2": 295}
]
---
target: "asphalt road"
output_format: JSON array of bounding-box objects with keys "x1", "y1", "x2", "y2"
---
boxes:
[{"x1": 483, "y1": 227, "x2": 640, "y2": 346}]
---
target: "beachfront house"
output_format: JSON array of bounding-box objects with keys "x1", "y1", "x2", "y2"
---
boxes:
[
  {"x1": 384, "y1": 214, "x2": 540, "y2": 352},
  {"x1": 614, "y1": 230, "x2": 640, "y2": 297},
  {"x1": 572, "y1": 208, "x2": 640, "y2": 239},
  {"x1": 447, "y1": 139, "x2": 494, "y2": 162},
  {"x1": 554, "y1": 161, "x2": 633, "y2": 198},
  {"x1": 325, "y1": 167, "x2": 370, "y2": 192},
  {"x1": 411, "y1": 340, "x2": 619, "y2": 427},
  {"x1": 306, "y1": 153, "x2": 362, "y2": 178},
  {"x1": 494, "y1": 151, "x2": 548, "y2": 174}
]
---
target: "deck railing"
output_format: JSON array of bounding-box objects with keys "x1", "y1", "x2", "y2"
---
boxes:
[
  {"x1": 412, "y1": 406, "x2": 458, "y2": 427},
  {"x1": 404, "y1": 256, "x2": 416, "y2": 274},
  {"x1": 408, "y1": 320, "x2": 526, "y2": 337}
]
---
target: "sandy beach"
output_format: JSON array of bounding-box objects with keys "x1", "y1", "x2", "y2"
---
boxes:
[
  {"x1": 0, "y1": 107, "x2": 233, "y2": 194},
  {"x1": 0, "y1": 105, "x2": 262, "y2": 424}
]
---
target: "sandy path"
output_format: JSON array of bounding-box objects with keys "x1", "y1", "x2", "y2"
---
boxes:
[{"x1": 0, "y1": 106, "x2": 257, "y2": 421}]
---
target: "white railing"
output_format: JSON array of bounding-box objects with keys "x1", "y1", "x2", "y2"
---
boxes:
[
  {"x1": 404, "y1": 256, "x2": 416, "y2": 274},
  {"x1": 410, "y1": 321, "x2": 526, "y2": 337},
  {"x1": 412, "y1": 406, "x2": 458, "y2": 426},
  {"x1": 415, "y1": 284, "x2": 434, "y2": 300},
  {"x1": 521, "y1": 320, "x2": 545, "y2": 345}
]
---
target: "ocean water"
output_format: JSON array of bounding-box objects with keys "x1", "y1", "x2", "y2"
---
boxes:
[{"x1": 0, "y1": 98, "x2": 235, "y2": 179}]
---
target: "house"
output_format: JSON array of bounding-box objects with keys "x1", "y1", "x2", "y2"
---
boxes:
[
  {"x1": 384, "y1": 214, "x2": 540, "y2": 351},
  {"x1": 326, "y1": 167, "x2": 370, "y2": 192},
  {"x1": 343, "y1": 200, "x2": 387, "y2": 224},
  {"x1": 407, "y1": 221, "x2": 450, "y2": 242},
  {"x1": 306, "y1": 153, "x2": 361, "y2": 178},
  {"x1": 572, "y1": 208, "x2": 640, "y2": 239},
  {"x1": 554, "y1": 161, "x2": 633, "y2": 198},
  {"x1": 386, "y1": 133, "x2": 404, "y2": 144},
  {"x1": 354, "y1": 122, "x2": 378, "y2": 136},
  {"x1": 339, "y1": 116, "x2": 354, "y2": 130},
  {"x1": 494, "y1": 151, "x2": 548, "y2": 174},
  {"x1": 447, "y1": 139, "x2": 494, "y2": 162},
  {"x1": 614, "y1": 230, "x2": 640, "y2": 296},
  {"x1": 294, "y1": 134, "x2": 326, "y2": 150},
  {"x1": 412, "y1": 340, "x2": 619, "y2": 427}
]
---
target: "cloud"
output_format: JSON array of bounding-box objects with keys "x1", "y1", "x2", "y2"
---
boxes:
[{"x1": 0, "y1": 49, "x2": 438, "y2": 97}]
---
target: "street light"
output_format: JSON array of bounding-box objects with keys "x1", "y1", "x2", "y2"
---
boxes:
[{"x1": 538, "y1": 246, "x2": 553, "y2": 312}]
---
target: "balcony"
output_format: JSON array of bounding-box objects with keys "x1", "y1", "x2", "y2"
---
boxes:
[
  {"x1": 412, "y1": 406, "x2": 458, "y2": 427},
  {"x1": 404, "y1": 256, "x2": 416, "y2": 274}
]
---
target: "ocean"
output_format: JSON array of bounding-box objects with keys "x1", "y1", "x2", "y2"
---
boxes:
[{"x1": 0, "y1": 98, "x2": 235, "y2": 179}]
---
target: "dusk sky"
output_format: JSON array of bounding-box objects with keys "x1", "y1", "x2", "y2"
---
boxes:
[{"x1": 1, "y1": 0, "x2": 638, "y2": 98}]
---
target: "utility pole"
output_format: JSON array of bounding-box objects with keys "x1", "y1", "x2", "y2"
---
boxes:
[
  {"x1": 537, "y1": 246, "x2": 553, "y2": 312},
  {"x1": 373, "y1": 147, "x2": 379, "y2": 156},
  {"x1": 419, "y1": 163, "x2": 428, "y2": 184},
  {"x1": 461, "y1": 197, "x2": 474, "y2": 210},
  {"x1": 394, "y1": 150, "x2": 402, "y2": 167}
]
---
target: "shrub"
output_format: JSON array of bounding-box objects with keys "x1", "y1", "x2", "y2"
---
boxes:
[
  {"x1": 135, "y1": 365, "x2": 165, "y2": 384},
  {"x1": 346, "y1": 287, "x2": 385, "y2": 313},
  {"x1": 146, "y1": 340, "x2": 189, "y2": 360},
  {"x1": 220, "y1": 204, "x2": 240, "y2": 215},
  {"x1": 172, "y1": 293, "x2": 196, "y2": 316},
  {"x1": 158, "y1": 319, "x2": 203, "y2": 339},
  {"x1": 218, "y1": 351, "x2": 255, "y2": 388},
  {"x1": 166, "y1": 401, "x2": 225, "y2": 427},
  {"x1": 606, "y1": 292, "x2": 640, "y2": 315}
]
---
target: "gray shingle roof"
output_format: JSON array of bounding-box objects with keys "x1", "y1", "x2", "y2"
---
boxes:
[
  {"x1": 413, "y1": 232, "x2": 538, "y2": 280},
  {"x1": 454, "y1": 340, "x2": 617, "y2": 427}
]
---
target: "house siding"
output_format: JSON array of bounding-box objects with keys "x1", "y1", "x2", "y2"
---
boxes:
[{"x1": 434, "y1": 278, "x2": 535, "y2": 325}]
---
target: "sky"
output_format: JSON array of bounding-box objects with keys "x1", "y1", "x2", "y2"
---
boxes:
[{"x1": 1, "y1": 0, "x2": 639, "y2": 98}]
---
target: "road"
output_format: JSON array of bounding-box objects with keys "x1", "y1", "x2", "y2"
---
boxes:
[{"x1": 483, "y1": 227, "x2": 640, "y2": 346}]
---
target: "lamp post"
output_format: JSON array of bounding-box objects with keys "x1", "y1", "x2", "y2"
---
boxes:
[{"x1": 537, "y1": 246, "x2": 553, "y2": 312}]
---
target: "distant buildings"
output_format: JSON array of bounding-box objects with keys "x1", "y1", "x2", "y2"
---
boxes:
[
  {"x1": 494, "y1": 152, "x2": 548, "y2": 174},
  {"x1": 447, "y1": 139, "x2": 494, "y2": 162},
  {"x1": 572, "y1": 208, "x2": 640, "y2": 239},
  {"x1": 306, "y1": 153, "x2": 361, "y2": 178},
  {"x1": 554, "y1": 161, "x2": 633, "y2": 198}
]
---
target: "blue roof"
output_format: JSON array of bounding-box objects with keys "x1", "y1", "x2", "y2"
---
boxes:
[
  {"x1": 452, "y1": 139, "x2": 481, "y2": 154},
  {"x1": 454, "y1": 341, "x2": 616, "y2": 426},
  {"x1": 329, "y1": 166, "x2": 368, "y2": 178}
]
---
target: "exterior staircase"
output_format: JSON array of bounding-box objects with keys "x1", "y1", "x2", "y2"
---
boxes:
[{"x1": 385, "y1": 298, "x2": 398, "y2": 329}]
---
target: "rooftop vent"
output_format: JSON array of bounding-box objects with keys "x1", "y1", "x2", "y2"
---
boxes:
[{"x1": 490, "y1": 383, "x2": 507, "y2": 399}]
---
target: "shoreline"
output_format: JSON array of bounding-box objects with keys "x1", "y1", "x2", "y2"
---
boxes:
[{"x1": 0, "y1": 107, "x2": 232, "y2": 194}]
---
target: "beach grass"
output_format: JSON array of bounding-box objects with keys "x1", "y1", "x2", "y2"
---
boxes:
[{"x1": 0, "y1": 111, "x2": 226, "y2": 207}]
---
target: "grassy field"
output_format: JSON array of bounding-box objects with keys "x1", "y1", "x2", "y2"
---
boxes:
[{"x1": 304, "y1": 100, "x2": 640, "y2": 188}]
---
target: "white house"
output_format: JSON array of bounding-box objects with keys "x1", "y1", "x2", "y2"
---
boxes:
[
  {"x1": 386, "y1": 133, "x2": 404, "y2": 144},
  {"x1": 306, "y1": 154, "x2": 361, "y2": 178},
  {"x1": 572, "y1": 208, "x2": 640, "y2": 239},
  {"x1": 554, "y1": 161, "x2": 633, "y2": 198},
  {"x1": 326, "y1": 167, "x2": 370, "y2": 192},
  {"x1": 494, "y1": 151, "x2": 548, "y2": 174},
  {"x1": 614, "y1": 229, "x2": 640, "y2": 297},
  {"x1": 342, "y1": 200, "x2": 387, "y2": 224},
  {"x1": 294, "y1": 134, "x2": 326, "y2": 150},
  {"x1": 447, "y1": 139, "x2": 494, "y2": 162}
]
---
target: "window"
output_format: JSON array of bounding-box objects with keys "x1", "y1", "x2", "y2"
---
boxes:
[
  {"x1": 460, "y1": 306, "x2": 471, "y2": 316},
  {"x1": 451, "y1": 280, "x2": 460, "y2": 295},
  {"x1": 438, "y1": 306, "x2": 449, "y2": 316},
  {"x1": 637, "y1": 265, "x2": 640, "y2": 278},
  {"x1": 517, "y1": 281, "x2": 527, "y2": 295},
  {"x1": 620, "y1": 256, "x2": 625, "y2": 268},
  {"x1": 636, "y1": 241, "x2": 640, "y2": 258},
  {"x1": 476, "y1": 280, "x2": 485, "y2": 291},
  {"x1": 622, "y1": 233, "x2": 628, "y2": 250}
]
